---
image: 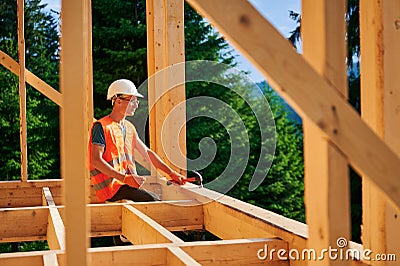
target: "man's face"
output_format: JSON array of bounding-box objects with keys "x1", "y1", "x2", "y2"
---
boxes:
[{"x1": 119, "y1": 95, "x2": 139, "y2": 116}]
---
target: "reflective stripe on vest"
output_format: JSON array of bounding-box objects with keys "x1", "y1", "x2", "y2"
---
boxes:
[{"x1": 89, "y1": 116, "x2": 137, "y2": 202}]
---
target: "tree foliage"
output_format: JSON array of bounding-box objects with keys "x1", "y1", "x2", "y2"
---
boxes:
[{"x1": 0, "y1": 0, "x2": 60, "y2": 180}]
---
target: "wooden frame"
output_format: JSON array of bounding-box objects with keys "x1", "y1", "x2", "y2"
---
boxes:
[
  {"x1": 1, "y1": 185, "x2": 292, "y2": 265},
  {"x1": 2, "y1": 0, "x2": 399, "y2": 265},
  {"x1": 185, "y1": 0, "x2": 400, "y2": 211}
]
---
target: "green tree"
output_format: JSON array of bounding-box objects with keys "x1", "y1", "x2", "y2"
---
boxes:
[
  {"x1": 92, "y1": 0, "x2": 148, "y2": 118},
  {"x1": 186, "y1": 76, "x2": 305, "y2": 222},
  {"x1": 0, "y1": 0, "x2": 60, "y2": 180},
  {"x1": 244, "y1": 84, "x2": 304, "y2": 222}
]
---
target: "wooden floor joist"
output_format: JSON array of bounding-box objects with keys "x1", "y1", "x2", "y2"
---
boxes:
[
  {"x1": 122, "y1": 204, "x2": 184, "y2": 245},
  {"x1": 0, "y1": 180, "x2": 296, "y2": 265},
  {"x1": 42, "y1": 252, "x2": 59, "y2": 266},
  {"x1": 42, "y1": 188, "x2": 65, "y2": 250},
  {"x1": 1, "y1": 179, "x2": 376, "y2": 265}
]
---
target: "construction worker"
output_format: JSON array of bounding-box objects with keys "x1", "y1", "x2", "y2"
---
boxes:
[{"x1": 89, "y1": 79, "x2": 185, "y2": 203}]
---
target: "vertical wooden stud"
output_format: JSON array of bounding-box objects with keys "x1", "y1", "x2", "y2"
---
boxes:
[
  {"x1": 360, "y1": 0, "x2": 400, "y2": 261},
  {"x1": 382, "y1": 0, "x2": 400, "y2": 259},
  {"x1": 302, "y1": 0, "x2": 351, "y2": 265},
  {"x1": 60, "y1": 0, "x2": 92, "y2": 264},
  {"x1": 146, "y1": 0, "x2": 186, "y2": 177},
  {"x1": 360, "y1": 0, "x2": 387, "y2": 261},
  {"x1": 163, "y1": 0, "x2": 186, "y2": 173},
  {"x1": 17, "y1": 0, "x2": 28, "y2": 182}
]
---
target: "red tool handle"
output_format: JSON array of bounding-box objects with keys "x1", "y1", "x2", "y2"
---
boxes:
[
  {"x1": 167, "y1": 177, "x2": 196, "y2": 185},
  {"x1": 184, "y1": 177, "x2": 197, "y2": 182}
]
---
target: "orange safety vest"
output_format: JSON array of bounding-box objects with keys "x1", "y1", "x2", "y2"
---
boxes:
[{"x1": 89, "y1": 116, "x2": 138, "y2": 202}]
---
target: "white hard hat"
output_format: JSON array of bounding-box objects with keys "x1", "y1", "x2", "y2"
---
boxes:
[{"x1": 106, "y1": 79, "x2": 144, "y2": 100}]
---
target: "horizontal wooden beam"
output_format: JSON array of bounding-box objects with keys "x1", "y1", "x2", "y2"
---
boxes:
[
  {"x1": 203, "y1": 198, "x2": 307, "y2": 260},
  {"x1": 121, "y1": 204, "x2": 184, "y2": 245},
  {"x1": 185, "y1": 0, "x2": 400, "y2": 210},
  {"x1": 0, "y1": 250, "x2": 62, "y2": 266},
  {"x1": 180, "y1": 238, "x2": 288, "y2": 265},
  {"x1": 142, "y1": 179, "x2": 308, "y2": 252},
  {"x1": 0, "y1": 180, "x2": 62, "y2": 189},
  {"x1": 131, "y1": 201, "x2": 203, "y2": 231},
  {"x1": 0, "y1": 50, "x2": 63, "y2": 107},
  {"x1": 90, "y1": 245, "x2": 168, "y2": 265},
  {"x1": 2, "y1": 240, "x2": 288, "y2": 265},
  {"x1": 89, "y1": 204, "x2": 122, "y2": 236},
  {"x1": 90, "y1": 245, "x2": 197, "y2": 265},
  {"x1": 90, "y1": 201, "x2": 203, "y2": 237},
  {"x1": 0, "y1": 201, "x2": 202, "y2": 242},
  {"x1": 0, "y1": 232, "x2": 366, "y2": 265},
  {"x1": 0, "y1": 181, "x2": 305, "y2": 249},
  {"x1": 0, "y1": 180, "x2": 62, "y2": 208},
  {"x1": 0, "y1": 206, "x2": 48, "y2": 242},
  {"x1": 204, "y1": 201, "x2": 275, "y2": 239}
]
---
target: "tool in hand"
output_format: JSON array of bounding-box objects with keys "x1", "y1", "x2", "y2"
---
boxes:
[{"x1": 167, "y1": 170, "x2": 203, "y2": 187}]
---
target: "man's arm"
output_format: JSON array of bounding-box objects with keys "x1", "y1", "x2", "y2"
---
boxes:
[
  {"x1": 91, "y1": 144, "x2": 145, "y2": 187},
  {"x1": 134, "y1": 137, "x2": 185, "y2": 185},
  {"x1": 91, "y1": 144, "x2": 126, "y2": 181}
]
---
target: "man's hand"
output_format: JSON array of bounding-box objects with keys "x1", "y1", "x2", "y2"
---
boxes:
[
  {"x1": 123, "y1": 174, "x2": 146, "y2": 188},
  {"x1": 169, "y1": 171, "x2": 185, "y2": 185}
]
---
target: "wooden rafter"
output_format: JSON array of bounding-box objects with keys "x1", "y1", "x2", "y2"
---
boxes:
[{"x1": 0, "y1": 50, "x2": 63, "y2": 107}]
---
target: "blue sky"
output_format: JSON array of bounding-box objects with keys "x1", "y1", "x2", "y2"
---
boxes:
[
  {"x1": 43, "y1": 0, "x2": 301, "y2": 82},
  {"x1": 239, "y1": 0, "x2": 301, "y2": 82}
]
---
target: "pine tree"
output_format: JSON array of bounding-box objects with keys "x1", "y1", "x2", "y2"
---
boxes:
[{"x1": 0, "y1": 0, "x2": 60, "y2": 180}]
